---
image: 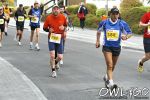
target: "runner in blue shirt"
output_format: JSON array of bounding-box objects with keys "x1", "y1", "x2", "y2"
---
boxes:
[
  {"x1": 28, "y1": 1, "x2": 42, "y2": 51},
  {"x1": 96, "y1": 8, "x2": 132, "y2": 90}
]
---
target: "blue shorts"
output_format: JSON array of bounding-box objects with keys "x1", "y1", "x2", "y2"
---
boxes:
[
  {"x1": 48, "y1": 38, "x2": 64, "y2": 54},
  {"x1": 143, "y1": 38, "x2": 150, "y2": 53}
]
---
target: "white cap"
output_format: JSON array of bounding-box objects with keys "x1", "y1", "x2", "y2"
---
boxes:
[
  {"x1": 52, "y1": 5, "x2": 59, "y2": 9},
  {"x1": 34, "y1": 0, "x2": 39, "y2": 5}
]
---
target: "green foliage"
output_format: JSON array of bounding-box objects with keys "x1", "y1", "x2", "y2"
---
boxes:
[
  {"x1": 69, "y1": 14, "x2": 100, "y2": 28},
  {"x1": 66, "y1": 3, "x2": 97, "y2": 15},
  {"x1": 85, "y1": 3, "x2": 97, "y2": 15},
  {"x1": 96, "y1": 8, "x2": 106, "y2": 17},
  {"x1": 85, "y1": 14, "x2": 100, "y2": 28},
  {"x1": 120, "y1": 0, "x2": 142, "y2": 13},
  {"x1": 66, "y1": 5, "x2": 79, "y2": 14},
  {"x1": 122, "y1": 6, "x2": 149, "y2": 34}
]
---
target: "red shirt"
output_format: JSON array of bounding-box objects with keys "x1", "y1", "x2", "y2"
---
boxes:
[
  {"x1": 140, "y1": 12, "x2": 150, "y2": 38},
  {"x1": 43, "y1": 13, "x2": 67, "y2": 38}
]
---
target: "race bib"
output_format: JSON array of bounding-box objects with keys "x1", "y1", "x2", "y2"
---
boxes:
[
  {"x1": 106, "y1": 30, "x2": 119, "y2": 41},
  {"x1": 0, "y1": 19, "x2": 4, "y2": 25},
  {"x1": 49, "y1": 33, "x2": 61, "y2": 44},
  {"x1": 18, "y1": 16, "x2": 24, "y2": 22},
  {"x1": 31, "y1": 17, "x2": 39, "y2": 23}
]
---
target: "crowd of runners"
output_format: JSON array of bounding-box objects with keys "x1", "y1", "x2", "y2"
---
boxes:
[{"x1": 0, "y1": 1, "x2": 150, "y2": 91}]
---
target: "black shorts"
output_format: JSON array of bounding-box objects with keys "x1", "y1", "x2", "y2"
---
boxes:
[
  {"x1": 102, "y1": 46, "x2": 121, "y2": 56},
  {"x1": 143, "y1": 38, "x2": 150, "y2": 53},
  {"x1": 30, "y1": 26, "x2": 40, "y2": 31},
  {"x1": 16, "y1": 25, "x2": 24, "y2": 31},
  {"x1": 0, "y1": 25, "x2": 5, "y2": 32}
]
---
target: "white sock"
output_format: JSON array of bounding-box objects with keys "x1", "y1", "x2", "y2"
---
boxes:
[
  {"x1": 109, "y1": 80, "x2": 114, "y2": 86},
  {"x1": 30, "y1": 42, "x2": 33, "y2": 45}
]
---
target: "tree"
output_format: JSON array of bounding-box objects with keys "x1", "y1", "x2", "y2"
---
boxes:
[{"x1": 120, "y1": 0, "x2": 142, "y2": 13}]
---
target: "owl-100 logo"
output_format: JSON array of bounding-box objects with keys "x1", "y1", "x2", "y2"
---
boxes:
[{"x1": 99, "y1": 87, "x2": 149, "y2": 99}]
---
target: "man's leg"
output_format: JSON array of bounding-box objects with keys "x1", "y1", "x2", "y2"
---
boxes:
[
  {"x1": 5, "y1": 20, "x2": 9, "y2": 36},
  {"x1": 35, "y1": 28, "x2": 40, "y2": 50},
  {"x1": 30, "y1": 28, "x2": 35, "y2": 49}
]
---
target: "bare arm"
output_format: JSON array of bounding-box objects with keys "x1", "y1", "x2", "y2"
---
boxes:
[{"x1": 96, "y1": 31, "x2": 101, "y2": 48}]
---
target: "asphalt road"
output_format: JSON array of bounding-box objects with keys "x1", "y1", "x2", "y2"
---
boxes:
[{"x1": 0, "y1": 27, "x2": 150, "y2": 100}]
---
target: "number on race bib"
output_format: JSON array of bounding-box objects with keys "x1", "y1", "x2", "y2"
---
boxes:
[
  {"x1": 49, "y1": 33, "x2": 61, "y2": 44},
  {"x1": 0, "y1": 19, "x2": 4, "y2": 25},
  {"x1": 106, "y1": 30, "x2": 119, "y2": 41},
  {"x1": 18, "y1": 16, "x2": 24, "y2": 22},
  {"x1": 31, "y1": 17, "x2": 39, "y2": 23}
]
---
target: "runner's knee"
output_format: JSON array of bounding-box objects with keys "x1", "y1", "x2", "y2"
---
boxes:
[{"x1": 58, "y1": 54, "x2": 63, "y2": 60}]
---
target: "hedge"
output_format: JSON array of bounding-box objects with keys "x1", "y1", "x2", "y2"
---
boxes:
[
  {"x1": 96, "y1": 8, "x2": 107, "y2": 17},
  {"x1": 122, "y1": 6, "x2": 150, "y2": 34},
  {"x1": 66, "y1": 3, "x2": 97, "y2": 15}
]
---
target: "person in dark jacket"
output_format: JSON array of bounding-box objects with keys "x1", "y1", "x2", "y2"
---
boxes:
[
  {"x1": 14, "y1": 4, "x2": 27, "y2": 46},
  {"x1": 78, "y1": 2, "x2": 88, "y2": 29}
]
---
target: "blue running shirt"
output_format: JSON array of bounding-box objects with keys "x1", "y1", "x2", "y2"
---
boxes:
[{"x1": 98, "y1": 19, "x2": 132, "y2": 47}]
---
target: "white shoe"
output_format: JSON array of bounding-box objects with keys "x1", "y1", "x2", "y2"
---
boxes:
[
  {"x1": 29, "y1": 44, "x2": 34, "y2": 50},
  {"x1": 18, "y1": 42, "x2": 22, "y2": 46},
  {"x1": 0, "y1": 43, "x2": 2, "y2": 48},
  {"x1": 60, "y1": 60, "x2": 63, "y2": 65},
  {"x1": 52, "y1": 71, "x2": 57, "y2": 78},
  {"x1": 35, "y1": 45, "x2": 40, "y2": 51}
]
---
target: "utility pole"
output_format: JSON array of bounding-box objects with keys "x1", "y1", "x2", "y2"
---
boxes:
[
  {"x1": 106, "y1": 0, "x2": 108, "y2": 15},
  {"x1": 63, "y1": 0, "x2": 66, "y2": 6},
  {"x1": 55, "y1": 0, "x2": 58, "y2": 5}
]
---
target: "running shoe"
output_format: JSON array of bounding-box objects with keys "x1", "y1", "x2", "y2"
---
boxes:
[
  {"x1": 60, "y1": 60, "x2": 63, "y2": 65},
  {"x1": 29, "y1": 44, "x2": 34, "y2": 50},
  {"x1": 52, "y1": 71, "x2": 57, "y2": 78},
  {"x1": 137, "y1": 60, "x2": 144, "y2": 73},
  {"x1": 5, "y1": 32, "x2": 8, "y2": 36},
  {"x1": 18, "y1": 42, "x2": 22, "y2": 46},
  {"x1": 35, "y1": 45, "x2": 40, "y2": 51}
]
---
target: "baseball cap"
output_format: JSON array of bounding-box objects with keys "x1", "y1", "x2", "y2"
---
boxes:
[
  {"x1": 52, "y1": 5, "x2": 59, "y2": 9},
  {"x1": 34, "y1": 1, "x2": 39, "y2": 5},
  {"x1": 110, "y1": 8, "x2": 119, "y2": 13}
]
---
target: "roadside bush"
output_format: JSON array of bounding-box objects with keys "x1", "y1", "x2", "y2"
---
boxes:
[
  {"x1": 85, "y1": 14, "x2": 100, "y2": 28},
  {"x1": 96, "y1": 8, "x2": 106, "y2": 17},
  {"x1": 121, "y1": 7, "x2": 149, "y2": 34},
  {"x1": 66, "y1": 5, "x2": 79, "y2": 14},
  {"x1": 69, "y1": 14, "x2": 100, "y2": 28},
  {"x1": 66, "y1": 3, "x2": 97, "y2": 15},
  {"x1": 120, "y1": 0, "x2": 143, "y2": 13},
  {"x1": 85, "y1": 3, "x2": 97, "y2": 15}
]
